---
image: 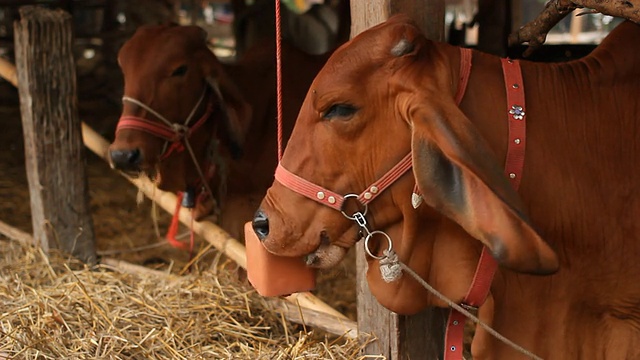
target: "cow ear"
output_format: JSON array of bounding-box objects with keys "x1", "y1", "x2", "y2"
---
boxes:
[
  {"x1": 199, "y1": 47, "x2": 251, "y2": 159},
  {"x1": 404, "y1": 97, "x2": 559, "y2": 275}
]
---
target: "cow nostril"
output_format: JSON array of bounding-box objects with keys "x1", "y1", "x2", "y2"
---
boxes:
[
  {"x1": 109, "y1": 148, "x2": 142, "y2": 170},
  {"x1": 252, "y1": 209, "x2": 269, "y2": 241},
  {"x1": 128, "y1": 148, "x2": 141, "y2": 165}
]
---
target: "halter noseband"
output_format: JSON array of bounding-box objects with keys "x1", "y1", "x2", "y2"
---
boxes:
[
  {"x1": 117, "y1": 86, "x2": 214, "y2": 160},
  {"x1": 115, "y1": 83, "x2": 221, "y2": 211}
]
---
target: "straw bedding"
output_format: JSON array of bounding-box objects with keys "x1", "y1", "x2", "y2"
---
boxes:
[{"x1": 0, "y1": 238, "x2": 378, "y2": 359}]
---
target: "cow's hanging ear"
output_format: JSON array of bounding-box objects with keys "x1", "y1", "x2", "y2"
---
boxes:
[
  {"x1": 199, "y1": 49, "x2": 251, "y2": 159},
  {"x1": 402, "y1": 95, "x2": 559, "y2": 275}
]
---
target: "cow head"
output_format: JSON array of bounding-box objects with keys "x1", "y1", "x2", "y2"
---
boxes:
[
  {"x1": 108, "y1": 24, "x2": 251, "y2": 219},
  {"x1": 253, "y1": 15, "x2": 558, "y2": 314}
]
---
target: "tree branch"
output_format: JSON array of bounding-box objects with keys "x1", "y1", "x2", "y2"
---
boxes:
[
  {"x1": 578, "y1": 0, "x2": 640, "y2": 23},
  {"x1": 509, "y1": 0, "x2": 640, "y2": 57},
  {"x1": 508, "y1": 0, "x2": 577, "y2": 57}
]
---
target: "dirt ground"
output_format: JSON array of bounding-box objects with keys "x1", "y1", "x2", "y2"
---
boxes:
[{"x1": 0, "y1": 72, "x2": 357, "y2": 321}]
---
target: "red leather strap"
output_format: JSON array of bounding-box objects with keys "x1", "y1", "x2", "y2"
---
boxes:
[
  {"x1": 454, "y1": 48, "x2": 473, "y2": 105},
  {"x1": 501, "y1": 59, "x2": 527, "y2": 189},
  {"x1": 275, "y1": 153, "x2": 413, "y2": 211},
  {"x1": 444, "y1": 249, "x2": 498, "y2": 358},
  {"x1": 443, "y1": 57, "x2": 526, "y2": 360}
]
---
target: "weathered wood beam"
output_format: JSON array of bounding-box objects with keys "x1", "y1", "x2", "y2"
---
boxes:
[
  {"x1": 14, "y1": 6, "x2": 96, "y2": 264},
  {"x1": 350, "y1": 0, "x2": 444, "y2": 40},
  {"x1": 350, "y1": 2, "x2": 446, "y2": 359}
]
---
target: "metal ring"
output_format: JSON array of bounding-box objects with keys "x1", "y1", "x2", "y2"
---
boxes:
[
  {"x1": 340, "y1": 193, "x2": 368, "y2": 220},
  {"x1": 364, "y1": 230, "x2": 393, "y2": 260}
]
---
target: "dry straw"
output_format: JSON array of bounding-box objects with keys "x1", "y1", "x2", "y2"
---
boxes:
[{"x1": 0, "y1": 238, "x2": 381, "y2": 359}]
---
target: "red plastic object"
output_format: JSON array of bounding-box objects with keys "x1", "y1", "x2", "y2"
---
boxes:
[{"x1": 245, "y1": 222, "x2": 316, "y2": 296}]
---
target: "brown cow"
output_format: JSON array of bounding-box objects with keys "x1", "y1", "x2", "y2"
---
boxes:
[
  {"x1": 108, "y1": 24, "x2": 327, "y2": 239},
  {"x1": 253, "y1": 16, "x2": 640, "y2": 359}
]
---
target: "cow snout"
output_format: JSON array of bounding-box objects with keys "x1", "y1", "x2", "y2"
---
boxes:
[
  {"x1": 109, "y1": 148, "x2": 142, "y2": 171},
  {"x1": 252, "y1": 209, "x2": 269, "y2": 241}
]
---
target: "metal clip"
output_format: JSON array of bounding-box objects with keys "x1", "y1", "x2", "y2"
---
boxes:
[{"x1": 353, "y1": 212, "x2": 367, "y2": 228}]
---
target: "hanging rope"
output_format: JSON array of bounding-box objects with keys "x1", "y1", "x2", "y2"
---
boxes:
[{"x1": 275, "y1": 0, "x2": 284, "y2": 161}]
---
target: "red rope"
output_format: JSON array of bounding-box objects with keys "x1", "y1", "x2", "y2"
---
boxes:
[
  {"x1": 166, "y1": 192, "x2": 196, "y2": 264},
  {"x1": 167, "y1": 192, "x2": 189, "y2": 250},
  {"x1": 275, "y1": 0, "x2": 283, "y2": 161}
]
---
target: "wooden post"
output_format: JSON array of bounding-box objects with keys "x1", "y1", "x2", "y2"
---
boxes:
[
  {"x1": 476, "y1": 0, "x2": 512, "y2": 56},
  {"x1": 14, "y1": 6, "x2": 96, "y2": 265},
  {"x1": 350, "y1": 1, "x2": 444, "y2": 39},
  {"x1": 350, "y1": 2, "x2": 447, "y2": 359}
]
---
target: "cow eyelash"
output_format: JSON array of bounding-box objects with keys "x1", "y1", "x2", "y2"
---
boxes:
[
  {"x1": 322, "y1": 104, "x2": 358, "y2": 120},
  {"x1": 171, "y1": 65, "x2": 188, "y2": 77}
]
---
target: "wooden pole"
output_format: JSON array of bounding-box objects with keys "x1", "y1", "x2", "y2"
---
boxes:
[
  {"x1": 350, "y1": 0, "x2": 444, "y2": 40},
  {"x1": 476, "y1": 0, "x2": 511, "y2": 56},
  {"x1": 350, "y1": 2, "x2": 446, "y2": 359},
  {"x1": 570, "y1": 10, "x2": 583, "y2": 43},
  {"x1": 14, "y1": 6, "x2": 96, "y2": 265}
]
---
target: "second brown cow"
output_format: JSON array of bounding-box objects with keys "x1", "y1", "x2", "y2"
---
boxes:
[{"x1": 108, "y1": 24, "x2": 327, "y2": 239}]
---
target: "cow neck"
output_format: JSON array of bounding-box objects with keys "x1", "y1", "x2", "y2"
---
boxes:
[{"x1": 443, "y1": 57, "x2": 528, "y2": 360}]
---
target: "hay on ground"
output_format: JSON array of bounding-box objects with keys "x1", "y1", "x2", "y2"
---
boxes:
[{"x1": 0, "y1": 238, "x2": 381, "y2": 359}]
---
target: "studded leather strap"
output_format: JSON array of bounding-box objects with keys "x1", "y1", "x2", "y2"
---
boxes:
[
  {"x1": 443, "y1": 57, "x2": 527, "y2": 360},
  {"x1": 275, "y1": 153, "x2": 413, "y2": 211},
  {"x1": 501, "y1": 58, "x2": 527, "y2": 189}
]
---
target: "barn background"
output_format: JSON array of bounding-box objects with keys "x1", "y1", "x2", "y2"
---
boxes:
[{"x1": 0, "y1": 0, "x2": 623, "y2": 358}]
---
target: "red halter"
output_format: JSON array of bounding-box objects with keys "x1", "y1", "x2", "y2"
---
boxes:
[
  {"x1": 115, "y1": 86, "x2": 218, "y2": 254},
  {"x1": 116, "y1": 89, "x2": 215, "y2": 161}
]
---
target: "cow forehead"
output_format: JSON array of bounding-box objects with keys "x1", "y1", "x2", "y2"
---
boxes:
[
  {"x1": 312, "y1": 21, "x2": 423, "y2": 98},
  {"x1": 119, "y1": 26, "x2": 198, "y2": 70}
]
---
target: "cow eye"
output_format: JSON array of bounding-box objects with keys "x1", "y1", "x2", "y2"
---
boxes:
[
  {"x1": 323, "y1": 104, "x2": 357, "y2": 120},
  {"x1": 171, "y1": 65, "x2": 188, "y2": 77}
]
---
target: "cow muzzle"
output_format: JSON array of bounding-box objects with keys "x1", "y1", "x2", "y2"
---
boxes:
[
  {"x1": 251, "y1": 206, "x2": 354, "y2": 269},
  {"x1": 109, "y1": 148, "x2": 143, "y2": 172}
]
